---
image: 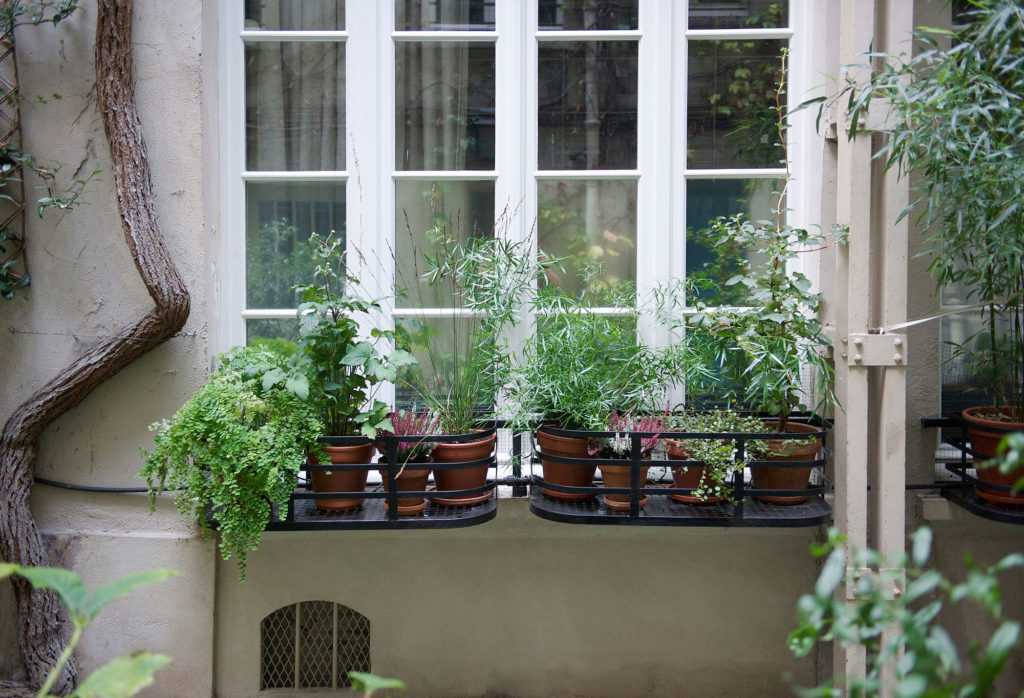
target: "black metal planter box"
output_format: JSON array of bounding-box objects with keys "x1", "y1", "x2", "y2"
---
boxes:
[
  {"x1": 922, "y1": 416, "x2": 1024, "y2": 525},
  {"x1": 267, "y1": 429, "x2": 499, "y2": 531},
  {"x1": 526, "y1": 420, "x2": 832, "y2": 528}
]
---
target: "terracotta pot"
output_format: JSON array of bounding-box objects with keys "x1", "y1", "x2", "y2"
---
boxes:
[
  {"x1": 598, "y1": 463, "x2": 650, "y2": 511},
  {"x1": 962, "y1": 406, "x2": 1024, "y2": 506},
  {"x1": 380, "y1": 462, "x2": 432, "y2": 516},
  {"x1": 310, "y1": 442, "x2": 374, "y2": 512},
  {"x1": 536, "y1": 427, "x2": 596, "y2": 501},
  {"x1": 667, "y1": 442, "x2": 727, "y2": 505},
  {"x1": 432, "y1": 432, "x2": 496, "y2": 506},
  {"x1": 751, "y1": 421, "x2": 822, "y2": 505}
]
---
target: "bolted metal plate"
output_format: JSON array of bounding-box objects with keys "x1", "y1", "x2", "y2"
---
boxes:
[{"x1": 845, "y1": 333, "x2": 908, "y2": 367}]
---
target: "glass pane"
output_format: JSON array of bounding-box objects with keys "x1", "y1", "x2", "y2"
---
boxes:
[
  {"x1": 396, "y1": 43, "x2": 496, "y2": 170},
  {"x1": 538, "y1": 0, "x2": 639, "y2": 30},
  {"x1": 687, "y1": 0, "x2": 788, "y2": 30},
  {"x1": 538, "y1": 41, "x2": 638, "y2": 170},
  {"x1": 244, "y1": 0, "x2": 344, "y2": 30},
  {"x1": 941, "y1": 312, "x2": 1017, "y2": 415},
  {"x1": 396, "y1": 0, "x2": 496, "y2": 30},
  {"x1": 685, "y1": 178, "x2": 782, "y2": 306},
  {"x1": 395, "y1": 316, "x2": 491, "y2": 410},
  {"x1": 246, "y1": 42, "x2": 345, "y2": 171},
  {"x1": 246, "y1": 319, "x2": 301, "y2": 353},
  {"x1": 395, "y1": 180, "x2": 495, "y2": 308},
  {"x1": 687, "y1": 39, "x2": 787, "y2": 169},
  {"x1": 538, "y1": 179, "x2": 637, "y2": 300},
  {"x1": 246, "y1": 181, "x2": 345, "y2": 309}
]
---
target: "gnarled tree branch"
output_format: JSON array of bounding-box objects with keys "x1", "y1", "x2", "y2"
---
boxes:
[{"x1": 0, "y1": 0, "x2": 189, "y2": 691}]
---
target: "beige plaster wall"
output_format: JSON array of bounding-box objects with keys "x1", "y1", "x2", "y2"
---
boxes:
[
  {"x1": 216, "y1": 501, "x2": 820, "y2": 698},
  {"x1": 0, "y1": 0, "x2": 216, "y2": 695}
]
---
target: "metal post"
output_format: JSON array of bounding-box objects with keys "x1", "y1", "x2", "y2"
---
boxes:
[
  {"x1": 734, "y1": 439, "x2": 746, "y2": 521},
  {"x1": 630, "y1": 434, "x2": 641, "y2": 518},
  {"x1": 385, "y1": 437, "x2": 399, "y2": 521}
]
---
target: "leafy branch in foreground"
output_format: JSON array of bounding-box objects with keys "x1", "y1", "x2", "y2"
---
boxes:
[
  {"x1": 0, "y1": 564, "x2": 174, "y2": 698},
  {"x1": 790, "y1": 527, "x2": 1023, "y2": 697}
]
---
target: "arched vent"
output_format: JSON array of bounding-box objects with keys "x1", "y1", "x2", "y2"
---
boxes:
[{"x1": 261, "y1": 601, "x2": 370, "y2": 691}]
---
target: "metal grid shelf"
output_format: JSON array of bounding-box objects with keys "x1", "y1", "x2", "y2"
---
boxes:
[
  {"x1": 528, "y1": 485, "x2": 830, "y2": 527},
  {"x1": 922, "y1": 416, "x2": 1024, "y2": 525},
  {"x1": 267, "y1": 488, "x2": 497, "y2": 531}
]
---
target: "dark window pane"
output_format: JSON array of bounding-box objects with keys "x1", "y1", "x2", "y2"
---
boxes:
[
  {"x1": 687, "y1": 39, "x2": 786, "y2": 169},
  {"x1": 685, "y1": 178, "x2": 781, "y2": 305},
  {"x1": 396, "y1": 43, "x2": 496, "y2": 170},
  {"x1": 245, "y1": 0, "x2": 344, "y2": 30},
  {"x1": 246, "y1": 181, "x2": 345, "y2": 309},
  {"x1": 395, "y1": 180, "x2": 495, "y2": 308},
  {"x1": 395, "y1": 315, "x2": 490, "y2": 410},
  {"x1": 538, "y1": 179, "x2": 636, "y2": 300},
  {"x1": 538, "y1": 41, "x2": 637, "y2": 170},
  {"x1": 538, "y1": 0, "x2": 638, "y2": 30},
  {"x1": 396, "y1": 0, "x2": 496, "y2": 30},
  {"x1": 246, "y1": 42, "x2": 345, "y2": 171},
  {"x1": 246, "y1": 320, "x2": 301, "y2": 356},
  {"x1": 688, "y1": 0, "x2": 787, "y2": 30}
]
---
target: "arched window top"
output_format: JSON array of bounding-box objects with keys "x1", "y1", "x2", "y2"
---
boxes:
[{"x1": 261, "y1": 600, "x2": 370, "y2": 691}]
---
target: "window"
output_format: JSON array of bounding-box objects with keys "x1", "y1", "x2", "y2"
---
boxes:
[
  {"x1": 260, "y1": 600, "x2": 371, "y2": 690},
  {"x1": 219, "y1": 1, "x2": 805, "y2": 404}
]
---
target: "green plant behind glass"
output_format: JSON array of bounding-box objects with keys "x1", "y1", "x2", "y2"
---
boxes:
[
  {"x1": 687, "y1": 50, "x2": 837, "y2": 427},
  {"x1": 296, "y1": 233, "x2": 414, "y2": 437},
  {"x1": 825, "y1": 0, "x2": 1024, "y2": 415},
  {"x1": 0, "y1": 564, "x2": 174, "y2": 698},
  {"x1": 790, "y1": 527, "x2": 1023, "y2": 697},
  {"x1": 396, "y1": 204, "x2": 540, "y2": 434}
]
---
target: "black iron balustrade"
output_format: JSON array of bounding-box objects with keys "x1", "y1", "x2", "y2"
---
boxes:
[
  {"x1": 526, "y1": 419, "x2": 832, "y2": 527},
  {"x1": 921, "y1": 416, "x2": 1024, "y2": 525}
]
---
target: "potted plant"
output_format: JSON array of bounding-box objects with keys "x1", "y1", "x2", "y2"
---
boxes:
[
  {"x1": 396, "y1": 210, "x2": 537, "y2": 505},
  {"x1": 509, "y1": 282, "x2": 677, "y2": 501},
  {"x1": 297, "y1": 233, "x2": 415, "y2": 512},
  {"x1": 378, "y1": 409, "x2": 439, "y2": 516},
  {"x1": 588, "y1": 412, "x2": 663, "y2": 511},
  {"x1": 666, "y1": 410, "x2": 766, "y2": 505},
  {"x1": 141, "y1": 346, "x2": 322, "y2": 576},
  {"x1": 832, "y1": 2, "x2": 1024, "y2": 504}
]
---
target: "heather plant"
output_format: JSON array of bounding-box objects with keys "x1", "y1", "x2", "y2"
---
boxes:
[{"x1": 587, "y1": 412, "x2": 665, "y2": 458}]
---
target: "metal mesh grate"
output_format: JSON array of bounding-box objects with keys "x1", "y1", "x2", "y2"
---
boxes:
[
  {"x1": 260, "y1": 604, "x2": 295, "y2": 690},
  {"x1": 260, "y1": 601, "x2": 371, "y2": 690},
  {"x1": 336, "y1": 605, "x2": 371, "y2": 687}
]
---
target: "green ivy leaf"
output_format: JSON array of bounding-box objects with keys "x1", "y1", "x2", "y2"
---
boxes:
[
  {"x1": 815, "y1": 548, "x2": 846, "y2": 598},
  {"x1": 81, "y1": 569, "x2": 178, "y2": 621},
  {"x1": 341, "y1": 342, "x2": 375, "y2": 367},
  {"x1": 261, "y1": 367, "x2": 286, "y2": 392}
]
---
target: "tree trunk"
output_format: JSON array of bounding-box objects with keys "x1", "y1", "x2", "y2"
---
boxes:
[{"x1": 0, "y1": 0, "x2": 190, "y2": 692}]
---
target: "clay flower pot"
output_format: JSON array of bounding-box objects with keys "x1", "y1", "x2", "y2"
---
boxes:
[
  {"x1": 667, "y1": 442, "x2": 727, "y2": 505},
  {"x1": 751, "y1": 422, "x2": 821, "y2": 505},
  {"x1": 962, "y1": 406, "x2": 1024, "y2": 506},
  {"x1": 598, "y1": 463, "x2": 650, "y2": 511},
  {"x1": 380, "y1": 461, "x2": 432, "y2": 516},
  {"x1": 310, "y1": 441, "x2": 374, "y2": 512},
  {"x1": 537, "y1": 427, "x2": 595, "y2": 501},
  {"x1": 432, "y1": 431, "x2": 496, "y2": 506}
]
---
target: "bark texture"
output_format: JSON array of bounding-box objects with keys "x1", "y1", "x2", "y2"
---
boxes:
[{"x1": 0, "y1": 0, "x2": 190, "y2": 692}]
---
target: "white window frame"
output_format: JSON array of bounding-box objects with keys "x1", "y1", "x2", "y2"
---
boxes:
[{"x1": 216, "y1": 0, "x2": 820, "y2": 401}]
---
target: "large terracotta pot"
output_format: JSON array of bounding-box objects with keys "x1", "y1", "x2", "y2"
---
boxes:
[
  {"x1": 751, "y1": 422, "x2": 822, "y2": 505},
  {"x1": 598, "y1": 463, "x2": 650, "y2": 511},
  {"x1": 380, "y1": 461, "x2": 432, "y2": 516},
  {"x1": 962, "y1": 406, "x2": 1024, "y2": 506},
  {"x1": 310, "y1": 442, "x2": 374, "y2": 512},
  {"x1": 667, "y1": 442, "x2": 727, "y2": 505},
  {"x1": 432, "y1": 432, "x2": 496, "y2": 506},
  {"x1": 536, "y1": 427, "x2": 595, "y2": 501}
]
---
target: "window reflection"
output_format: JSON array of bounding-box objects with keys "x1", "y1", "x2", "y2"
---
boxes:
[
  {"x1": 687, "y1": 0, "x2": 787, "y2": 30},
  {"x1": 244, "y1": 0, "x2": 344, "y2": 31},
  {"x1": 396, "y1": 0, "x2": 496, "y2": 30},
  {"x1": 538, "y1": 0, "x2": 639, "y2": 31}
]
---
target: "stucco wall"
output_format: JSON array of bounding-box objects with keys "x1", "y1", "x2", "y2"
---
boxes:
[
  {"x1": 215, "y1": 501, "x2": 819, "y2": 698},
  {"x1": 0, "y1": 1, "x2": 215, "y2": 695}
]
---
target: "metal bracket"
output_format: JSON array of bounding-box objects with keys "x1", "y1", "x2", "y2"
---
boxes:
[{"x1": 843, "y1": 333, "x2": 907, "y2": 367}]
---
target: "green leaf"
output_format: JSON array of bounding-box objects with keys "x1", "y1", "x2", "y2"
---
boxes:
[
  {"x1": 0, "y1": 563, "x2": 16, "y2": 581},
  {"x1": 388, "y1": 349, "x2": 417, "y2": 368},
  {"x1": 285, "y1": 373, "x2": 309, "y2": 400},
  {"x1": 341, "y1": 342, "x2": 375, "y2": 367},
  {"x1": 895, "y1": 675, "x2": 926, "y2": 698},
  {"x1": 261, "y1": 367, "x2": 286, "y2": 392},
  {"x1": 8, "y1": 566, "x2": 87, "y2": 614},
  {"x1": 74, "y1": 653, "x2": 171, "y2": 698},
  {"x1": 911, "y1": 527, "x2": 932, "y2": 567},
  {"x1": 81, "y1": 569, "x2": 178, "y2": 621},
  {"x1": 347, "y1": 671, "x2": 405, "y2": 696},
  {"x1": 816, "y1": 548, "x2": 845, "y2": 598}
]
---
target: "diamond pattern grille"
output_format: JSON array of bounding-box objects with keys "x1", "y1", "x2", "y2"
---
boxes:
[
  {"x1": 260, "y1": 604, "x2": 295, "y2": 690},
  {"x1": 260, "y1": 601, "x2": 370, "y2": 690}
]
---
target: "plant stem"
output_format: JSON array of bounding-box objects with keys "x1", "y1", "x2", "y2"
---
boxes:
[{"x1": 36, "y1": 619, "x2": 82, "y2": 698}]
